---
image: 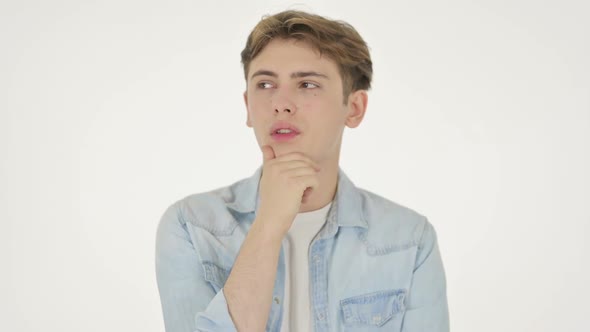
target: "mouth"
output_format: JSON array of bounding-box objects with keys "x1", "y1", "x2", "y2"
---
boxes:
[
  {"x1": 271, "y1": 129, "x2": 300, "y2": 142},
  {"x1": 269, "y1": 121, "x2": 301, "y2": 142}
]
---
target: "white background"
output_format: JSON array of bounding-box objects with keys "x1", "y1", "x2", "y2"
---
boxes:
[{"x1": 1, "y1": 0, "x2": 589, "y2": 331}]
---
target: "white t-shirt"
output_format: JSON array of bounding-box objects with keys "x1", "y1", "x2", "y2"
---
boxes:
[{"x1": 279, "y1": 202, "x2": 332, "y2": 332}]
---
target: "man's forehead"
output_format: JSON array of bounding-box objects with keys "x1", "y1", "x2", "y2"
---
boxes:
[
  {"x1": 249, "y1": 58, "x2": 338, "y2": 80},
  {"x1": 252, "y1": 39, "x2": 335, "y2": 63}
]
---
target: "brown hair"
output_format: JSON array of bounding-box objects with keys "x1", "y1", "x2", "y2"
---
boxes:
[{"x1": 241, "y1": 10, "x2": 373, "y2": 103}]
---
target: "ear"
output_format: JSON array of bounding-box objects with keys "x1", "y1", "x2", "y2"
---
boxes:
[
  {"x1": 244, "y1": 91, "x2": 252, "y2": 128},
  {"x1": 345, "y1": 90, "x2": 368, "y2": 128}
]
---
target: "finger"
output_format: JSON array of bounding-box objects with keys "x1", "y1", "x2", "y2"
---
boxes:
[
  {"x1": 261, "y1": 145, "x2": 276, "y2": 164},
  {"x1": 273, "y1": 152, "x2": 320, "y2": 171},
  {"x1": 294, "y1": 174, "x2": 320, "y2": 191},
  {"x1": 282, "y1": 166, "x2": 319, "y2": 178},
  {"x1": 274, "y1": 160, "x2": 320, "y2": 172},
  {"x1": 301, "y1": 187, "x2": 313, "y2": 204}
]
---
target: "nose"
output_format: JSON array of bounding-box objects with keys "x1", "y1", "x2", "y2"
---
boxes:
[
  {"x1": 272, "y1": 93, "x2": 297, "y2": 115},
  {"x1": 275, "y1": 107, "x2": 293, "y2": 113}
]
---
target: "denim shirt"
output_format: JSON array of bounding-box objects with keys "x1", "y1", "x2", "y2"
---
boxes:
[{"x1": 156, "y1": 166, "x2": 449, "y2": 332}]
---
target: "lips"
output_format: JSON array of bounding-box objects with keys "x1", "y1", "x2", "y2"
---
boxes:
[
  {"x1": 270, "y1": 121, "x2": 301, "y2": 142},
  {"x1": 269, "y1": 121, "x2": 301, "y2": 135}
]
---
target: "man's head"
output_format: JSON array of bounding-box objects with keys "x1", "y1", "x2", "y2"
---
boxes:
[
  {"x1": 241, "y1": 10, "x2": 372, "y2": 165},
  {"x1": 241, "y1": 10, "x2": 372, "y2": 102}
]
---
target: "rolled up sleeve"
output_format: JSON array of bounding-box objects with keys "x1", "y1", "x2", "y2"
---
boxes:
[
  {"x1": 402, "y1": 219, "x2": 450, "y2": 332},
  {"x1": 155, "y1": 202, "x2": 237, "y2": 332}
]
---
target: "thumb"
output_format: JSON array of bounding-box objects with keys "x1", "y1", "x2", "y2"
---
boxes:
[{"x1": 261, "y1": 145, "x2": 275, "y2": 163}]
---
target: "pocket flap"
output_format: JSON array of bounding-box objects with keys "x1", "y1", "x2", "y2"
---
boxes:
[{"x1": 340, "y1": 289, "x2": 406, "y2": 326}]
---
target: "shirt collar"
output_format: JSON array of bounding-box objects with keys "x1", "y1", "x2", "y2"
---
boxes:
[{"x1": 227, "y1": 166, "x2": 368, "y2": 229}]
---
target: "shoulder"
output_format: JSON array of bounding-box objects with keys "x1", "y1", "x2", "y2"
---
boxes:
[
  {"x1": 356, "y1": 187, "x2": 434, "y2": 252},
  {"x1": 158, "y1": 176, "x2": 252, "y2": 237}
]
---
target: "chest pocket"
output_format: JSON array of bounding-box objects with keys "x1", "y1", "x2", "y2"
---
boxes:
[
  {"x1": 340, "y1": 289, "x2": 406, "y2": 331},
  {"x1": 202, "y1": 261, "x2": 231, "y2": 293}
]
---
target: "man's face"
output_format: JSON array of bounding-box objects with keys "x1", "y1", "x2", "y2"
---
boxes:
[{"x1": 244, "y1": 38, "x2": 364, "y2": 164}]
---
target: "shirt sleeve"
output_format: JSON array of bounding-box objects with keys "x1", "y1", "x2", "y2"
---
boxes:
[
  {"x1": 401, "y1": 219, "x2": 450, "y2": 332},
  {"x1": 155, "y1": 202, "x2": 237, "y2": 332}
]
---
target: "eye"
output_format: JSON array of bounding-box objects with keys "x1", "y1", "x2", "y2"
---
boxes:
[
  {"x1": 257, "y1": 82, "x2": 274, "y2": 89},
  {"x1": 301, "y1": 82, "x2": 319, "y2": 89}
]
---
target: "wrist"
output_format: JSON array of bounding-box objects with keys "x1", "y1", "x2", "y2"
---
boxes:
[{"x1": 252, "y1": 213, "x2": 291, "y2": 239}]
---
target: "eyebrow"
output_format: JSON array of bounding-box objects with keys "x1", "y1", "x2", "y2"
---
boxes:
[{"x1": 250, "y1": 69, "x2": 329, "y2": 80}]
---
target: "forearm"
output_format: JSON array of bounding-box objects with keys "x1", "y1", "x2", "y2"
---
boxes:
[{"x1": 223, "y1": 217, "x2": 285, "y2": 331}]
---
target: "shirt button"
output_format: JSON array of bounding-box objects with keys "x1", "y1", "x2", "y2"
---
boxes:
[
  {"x1": 273, "y1": 297, "x2": 280, "y2": 304},
  {"x1": 313, "y1": 255, "x2": 320, "y2": 263},
  {"x1": 317, "y1": 312, "x2": 325, "y2": 320}
]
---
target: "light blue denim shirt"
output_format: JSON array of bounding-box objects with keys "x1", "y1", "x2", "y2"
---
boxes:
[{"x1": 156, "y1": 166, "x2": 449, "y2": 332}]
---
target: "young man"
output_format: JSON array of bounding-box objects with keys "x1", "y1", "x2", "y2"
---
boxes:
[{"x1": 156, "y1": 10, "x2": 449, "y2": 332}]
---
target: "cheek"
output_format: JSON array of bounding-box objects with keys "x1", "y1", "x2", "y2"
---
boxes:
[
  {"x1": 300, "y1": 95, "x2": 326, "y2": 111},
  {"x1": 247, "y1": 99, "x2": 268, "y2": 121}
]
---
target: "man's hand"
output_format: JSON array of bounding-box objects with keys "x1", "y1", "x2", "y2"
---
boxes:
[
  {"x1": 257, "y1": 145, "x2": 321, "y2": 234},
  {"x1": 223, "y1": 145, "x2": 321, "y2": 331}
]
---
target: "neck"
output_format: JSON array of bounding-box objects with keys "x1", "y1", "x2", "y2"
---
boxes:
[{"x1": 298, "y1": 157, "x2": 339, "y2": 213}]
